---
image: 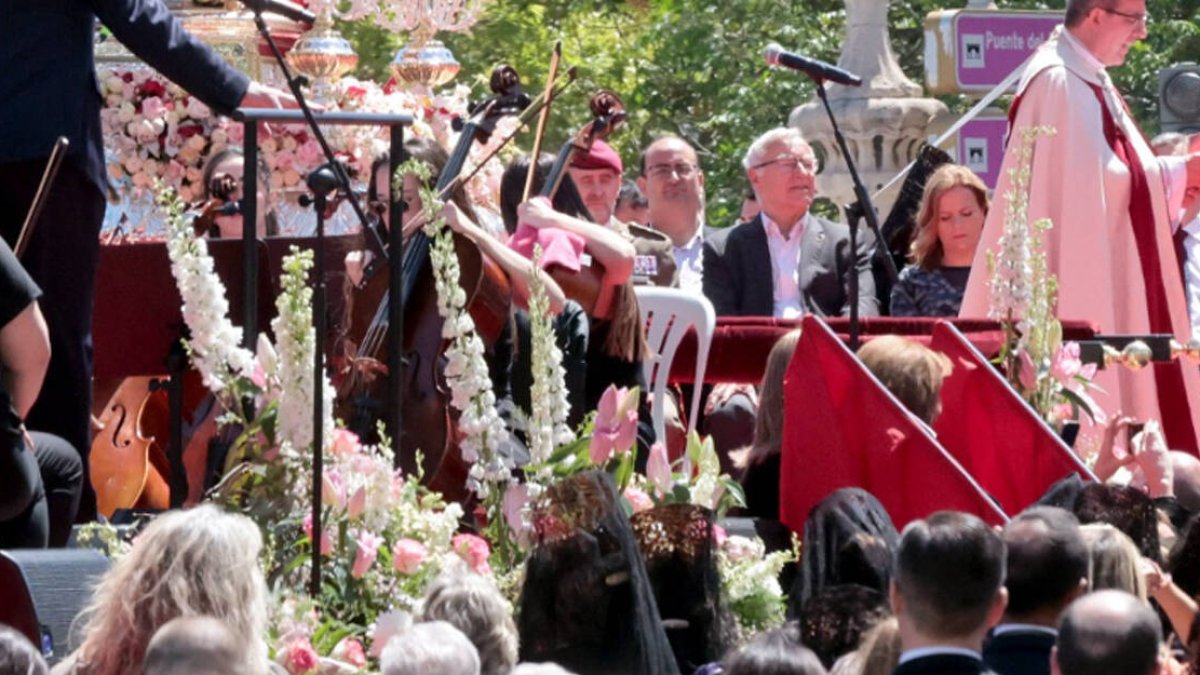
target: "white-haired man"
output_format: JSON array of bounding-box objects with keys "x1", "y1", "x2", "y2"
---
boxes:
[{"x1": 703, "y1": 126, "x2": 878, "y2": 318}]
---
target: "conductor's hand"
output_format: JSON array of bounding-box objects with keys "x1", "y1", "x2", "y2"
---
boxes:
[{"x1": 239, "y1": 81, "x2": 300, "y2": 110}]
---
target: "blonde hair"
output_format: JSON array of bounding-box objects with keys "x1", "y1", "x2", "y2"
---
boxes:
[
  {"x1": 1081, "y1": 523, "x2": 1148, "y2": 602},
  {"x1": 857, "y1": 616, "x2": 902, "y2": 675},
  {"x1": 857, "y1": 335, "x2": 952, "y2": 425},
  {"x1": 71, "y1": 504, "x2": 268, "y2": 675},
  {"x1": 909, "y1": 165, "x2": 989, "y2": 271}
]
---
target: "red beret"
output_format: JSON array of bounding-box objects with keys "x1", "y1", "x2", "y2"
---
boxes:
[{"x1": 570, "y1": 139, "x2": 623, "y2": 175}]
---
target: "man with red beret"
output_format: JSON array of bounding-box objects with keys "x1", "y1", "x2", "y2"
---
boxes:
[{"x1": 569, "y1": 140, "x2": 677, "y2": 288}]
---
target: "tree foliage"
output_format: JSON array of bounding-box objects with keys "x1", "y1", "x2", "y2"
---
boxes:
[{"x1": 345, "y1": 0, "x2": 1200, "y2": 227}]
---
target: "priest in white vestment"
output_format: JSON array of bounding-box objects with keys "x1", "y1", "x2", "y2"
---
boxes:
[{"x1": 959, "y1": 0, "x2": 1200, "y2": 452}]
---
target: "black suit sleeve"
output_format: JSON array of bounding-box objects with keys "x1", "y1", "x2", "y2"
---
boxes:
[
  {"x1": 852, "y1": 226, "x2": 879, "y2": 317},
  {"x1": 86, "y1": 0, "x2": 250, "y2": 115},
  {"x1": 702, "y1": 230, "x2": 739, "y2": 316}
]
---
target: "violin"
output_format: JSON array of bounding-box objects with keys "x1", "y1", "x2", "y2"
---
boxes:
[
  {"x1": 528, "y1": 90, "x2": 627, "y2": 319},
  {"x1": 335, "y1": 65, "x2": 533, "y2": 502}
]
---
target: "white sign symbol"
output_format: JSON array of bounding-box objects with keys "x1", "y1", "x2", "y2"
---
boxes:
[
  {"x1": 964, "y1": 138, "x2": 988, "y2": 172},
  {"x1": 962, "y1": 34, "x2": 985, "y2": 69}
]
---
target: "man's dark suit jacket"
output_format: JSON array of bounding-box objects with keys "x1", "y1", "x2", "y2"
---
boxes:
[
  {"x1": 893, "y1": 653, "x2": 998, "y2": 675},
  {"x1": 0, "y1": 0, "x2": 250, "y2": 190},
  {"x1": 701, "y1": 213, "x2": 879, "y2": 318},
  {"x1": 982, "y1": 629, "x2": 1055, "y2": 675}
]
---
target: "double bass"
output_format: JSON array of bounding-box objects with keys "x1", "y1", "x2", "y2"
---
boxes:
[{"x1": 336, "y1": 66, "x2": 532, "y2": 502}]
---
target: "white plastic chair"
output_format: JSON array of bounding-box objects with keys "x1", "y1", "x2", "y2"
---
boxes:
[{"x1": 634, "y1": 286, "x2": 716, "y2": 445}]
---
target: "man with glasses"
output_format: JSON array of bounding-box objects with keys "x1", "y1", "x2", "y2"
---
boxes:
[
  {"x1": 960, "y1": 0, "x2": 1200, "y2": 452},
  {"x1": 703, "y1": 126, "x2": 878, "y2": 318},
  {"x1": 637, "y1": 136, "x2": 709, "y2": 293}
]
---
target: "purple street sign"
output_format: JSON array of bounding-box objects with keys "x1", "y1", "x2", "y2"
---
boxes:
[
  {"x1": 955, "y1": 13, "x2": 1062, "y2": 90},
  {"x1": 957, "y1": 117, "x2": 1008, "y2": 189}
]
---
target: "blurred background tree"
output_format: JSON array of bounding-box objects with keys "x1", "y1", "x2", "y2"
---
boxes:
[{"x1": 343, "y1": 0, "x2": 1200, "y2": 227}]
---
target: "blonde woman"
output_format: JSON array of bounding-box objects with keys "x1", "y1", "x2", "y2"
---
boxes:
[
  {"x1": 856, "y1": 335, "x2": 953, "y2": 426},
  {"x1": 1080, "y1": 522, "x2": 1147, "y2": 601},
  {"x1": 890, "y1": 165, "x2": 989, "y2": 317},
  {"x1": 53, "y1": 504, "x2": 268, "y2": 675}
]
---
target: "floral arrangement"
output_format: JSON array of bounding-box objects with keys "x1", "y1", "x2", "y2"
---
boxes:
[
  {"x1": 100, "y1": 68, "x2": 469, "y2": 203},
  {"x1": 159, "y1": 185, "x2": 494, "y2": 670},
  {"x1": 985, "y1": 126, "x2": 1103, "y2": 428},
  {"x1": 717, "y1": 534, "x2": 796, "y2": 641}
]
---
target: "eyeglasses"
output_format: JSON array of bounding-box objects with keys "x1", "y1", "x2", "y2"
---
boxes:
[
  {"x1": 646, "y1": 162, "x2": 698, "y2": 179},
  {"x1": 751, "y1": 155, "x2": 818, "y2": 173},
  {"x1": 1102, "y1": 7, "x2": 1149, "y2": 26}
]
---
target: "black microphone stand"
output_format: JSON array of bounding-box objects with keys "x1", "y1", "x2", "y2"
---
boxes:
[
  {"x1": 240, "y1": 13, "x2": 410, "y2": 599},
  {"x1": 811, "y1": 80, "x2": 896, "y2": 350}
]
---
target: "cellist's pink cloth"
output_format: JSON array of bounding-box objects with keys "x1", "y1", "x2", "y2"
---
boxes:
[
  {"x1": 959, "y1": 27, "x2": 1200, "y2": 453},
  {"x1": 506, "y1": 197, "x2": 587, "y2": 271}
]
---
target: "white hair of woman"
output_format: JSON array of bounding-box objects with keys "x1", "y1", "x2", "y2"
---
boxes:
[{"x1": 380, "y1": 621, "x2": 480, "y2": 675}]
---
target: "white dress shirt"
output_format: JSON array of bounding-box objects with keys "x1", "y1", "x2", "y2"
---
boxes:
[
  {"x1": 761, "y1": 211, "x2": 809, "y2": 319},
  {"x1": 672, "y1": 229, "x2": 705, "y2": 294}
]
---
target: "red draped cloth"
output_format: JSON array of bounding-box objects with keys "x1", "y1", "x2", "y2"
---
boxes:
[
  {"x1": 778, "y1": 316, "x2": 1008, "y2": 532},
  {"x1": 931, "y1": 322, "x2": 1095, "y2": 514}
]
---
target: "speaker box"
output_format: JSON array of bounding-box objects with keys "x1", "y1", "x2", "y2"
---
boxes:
[{"x1": 0, "y1": 549, "x2": 109, "y2": 663}]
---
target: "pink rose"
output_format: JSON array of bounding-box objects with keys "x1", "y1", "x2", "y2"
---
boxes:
[
  {"x1": 589, "y1": 385, "x2": 640, "y2": 465},
  {"x1": 452, "y1": 533, "x2": 492, "y2": 575},
  {"x1": 351, "y1": 530, "x2": 384, "y2": 579},
  {"x1": 302, "y1": 512, "x2": 333, "y2": 555},
  {"x1": 645, "y1": 441, "x2": 673, "y2": 497},
  {"x1": 284, "y1": 640, "x2": 319, "y2": 675},
  {"x1": 391, "y1": 538, "x2": 427, "y2": 575},
  {"x1": 140, "y1": 95, "x2": 165, "y2": 119},
  {"x1": 623, "y1": 485, "x2": 653, "y2": 513},
  {"x1": 330, "y1": 428, "x2": 361, "y2": 457},
  {"x1": 295, "y1": 140, "x2": 322, "y2": 168},
  {"x1": 332, "y1": 637, "x2": 367, "y2": 668}
]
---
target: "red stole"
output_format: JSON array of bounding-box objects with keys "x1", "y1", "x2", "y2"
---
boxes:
[{"x1": 1006, "y1": 79, "x2": 1198, "y2": 451}]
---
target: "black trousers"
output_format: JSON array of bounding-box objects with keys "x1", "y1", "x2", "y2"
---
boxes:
[
  {"x1": 0, "y1": 158, "x2": 104, "y2": 521},
  {"x1": 0, "y1": 431, "x2": 79, "y2": 548}
]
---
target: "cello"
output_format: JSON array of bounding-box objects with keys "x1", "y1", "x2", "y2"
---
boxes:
[{"x1": 336, "y1": 66, "x2": 534, "y2": 502}]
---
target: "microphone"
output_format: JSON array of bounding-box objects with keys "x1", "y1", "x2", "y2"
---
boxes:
[
  {"x1": 764, "y1": 44, "x2": 862, "y2": 87},
  {"x1": 239, "y1": 0, "x2": 315, "y2": 24}
]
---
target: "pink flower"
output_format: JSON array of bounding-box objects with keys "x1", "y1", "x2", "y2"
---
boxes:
[
  {"x1": 1050, "y1": 342, "x2": 1097, "y2": 392},
  {"x1": 321, "y1": 469, "x2": 347, "y2": 510},
  {"x1": 589, "y1": 385, "x2": 640, "y2": 465},
  {"x1": 391, "y1": 538, "x2": 427, "y2": 575},
  {"x1": 623, "y1": 485, "x2": 653, "y2": 513},
  {"x1": 347, "y1": 485, "x2": 367, "y2": 520},
  {"x1": 330, "y1": 428, "x2": 361, "y2": 457},
  {"x1": 140, "y1": 95, "x2": 165, "y2": 119},
  {"x1": 302, "y1": 512, "x2": 333, "y2": 555},
  {"x1": 712, "y1": 523, "x2": 728, "y2": 548},
  {"x1": 1017, "y1": 351, "x2": 1037, "y2": 392},
  {"x1": 646, "y1": 441, "x2": 673, "y2": 497},
  {"x1": 295, "y1": 140, "x2": 322, "y2": 168},
  {"x1": 351, "y1": 530, "x2": 384, "y2": 579},
  {"x1": 452, "y1": 533, "x2": 492, "y2": 575},
  {"x1": 283, "y1": 640, "x2": 319, "y2": 675},
  {"x1": 332, "y1": 637, "x2": 367, "y2": 668}
]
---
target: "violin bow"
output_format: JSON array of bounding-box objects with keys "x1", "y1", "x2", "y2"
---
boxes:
[
  {"x1": 15, "y1": 136, "x2": 69, "y2": 258},
  {"x1": 522, "y1": 41, "x2": 563, "y2": 201},
  {"x1": 441, "y1": 66, "x2": 579, "y2": 199}
]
